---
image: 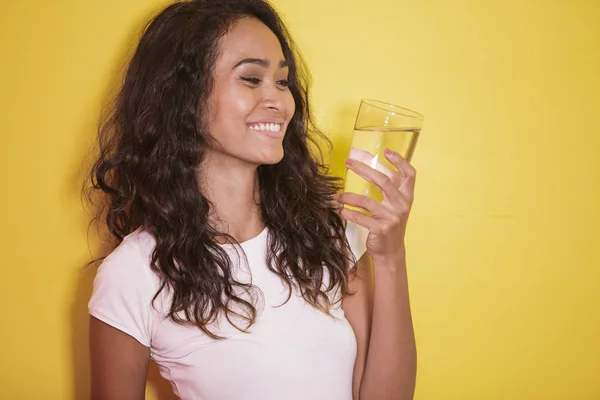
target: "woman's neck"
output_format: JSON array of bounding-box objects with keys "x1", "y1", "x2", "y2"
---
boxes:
[{"x1": 196, "y1": 151, "x2": 264, "y2": 243}]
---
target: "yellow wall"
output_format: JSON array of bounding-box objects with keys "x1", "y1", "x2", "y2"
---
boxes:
[{"x1": 1, "y1": 0, "x2": 598, "y2": 398}]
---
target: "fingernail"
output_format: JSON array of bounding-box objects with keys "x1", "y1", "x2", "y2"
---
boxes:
[
  {"x1": 345, "y1": 159, "x2": 355, "y2": 167},
  {"x1": 385, "y1": 148, "x2": 393, "y2": 156}
]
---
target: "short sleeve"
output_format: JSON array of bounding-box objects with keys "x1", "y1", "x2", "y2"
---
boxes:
[
  {"x1": 345, "y1": 220, "x2": 368, "y2": 270},
  {"x1": 88, "y1": 238, "x2": 155, "y2": 347}
]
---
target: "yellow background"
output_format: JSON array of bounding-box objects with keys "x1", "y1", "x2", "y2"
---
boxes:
[{"x1": 1, "y1": 0, "x2": 599, "y2": 399}]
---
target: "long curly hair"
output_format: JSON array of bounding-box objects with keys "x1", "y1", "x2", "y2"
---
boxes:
[{"x1": 86, "y1": 0, "x2": 355, "y2": 339}]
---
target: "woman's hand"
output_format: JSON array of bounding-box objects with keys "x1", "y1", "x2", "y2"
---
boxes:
[{"x1": 334, "y1": 148, "x2": 416, "y2": 267}]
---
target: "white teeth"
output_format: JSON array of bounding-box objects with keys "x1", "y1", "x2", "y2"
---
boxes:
[{"x1": 249, "y1": 123, "x2": 281, "y2": 132}]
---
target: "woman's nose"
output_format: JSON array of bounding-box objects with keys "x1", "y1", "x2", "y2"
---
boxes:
[{"x1": 261, "y1": 84, "x2": 284, "y2": 111}]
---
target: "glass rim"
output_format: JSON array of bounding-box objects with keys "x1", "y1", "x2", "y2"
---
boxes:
[{"x1": 361, "y1": 99, "x2": 424, "y2": 120}]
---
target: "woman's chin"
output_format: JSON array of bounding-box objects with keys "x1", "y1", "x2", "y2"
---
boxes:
[{"x1": 255, "y1": 149, "x2": 284, "y2": 166}]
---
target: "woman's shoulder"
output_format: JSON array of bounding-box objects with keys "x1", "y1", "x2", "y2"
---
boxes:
[
  {"x1": 96, "y1": 228, "x2": 158, "y2": 285},
  {"x1": 89, "y1": 229, "x2": 160, "y2": 347},
  {"x1": 108, "y1": 228, "x2": 155, "y2": 258}
]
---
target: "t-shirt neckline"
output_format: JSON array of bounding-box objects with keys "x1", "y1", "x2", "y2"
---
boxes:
[{"x1": 218, "y1": 225, "x2": 268, "y2": 248}]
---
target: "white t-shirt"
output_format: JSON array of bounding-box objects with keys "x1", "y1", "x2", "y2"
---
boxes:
[{"x1": 88, "y1": 222, "x2": 367, "y2": 400}]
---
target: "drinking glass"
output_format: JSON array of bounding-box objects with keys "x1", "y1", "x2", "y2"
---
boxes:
[
  {"x1": 344, "y1": 99, "x2": 424, "y2": 204},
  {"x1": 343, "y1": 100, "x2": 423, "y2": 261}
]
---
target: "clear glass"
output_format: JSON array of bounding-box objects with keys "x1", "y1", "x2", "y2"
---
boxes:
[{"x1": 344, "y1": 99, "x2": 424, "y2": 205}]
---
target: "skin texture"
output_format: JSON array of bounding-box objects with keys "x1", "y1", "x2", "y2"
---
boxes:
[
  {"x1": 90, "y1": 317, "x2": 150, "y2": 400},
  {"x1": 204, "y1": 17, "x2": 294, "y2": 166}
]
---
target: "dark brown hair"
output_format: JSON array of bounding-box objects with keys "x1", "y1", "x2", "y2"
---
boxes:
[{"x1": 86, "y1": 0, "x2": 354, "y2": 339}]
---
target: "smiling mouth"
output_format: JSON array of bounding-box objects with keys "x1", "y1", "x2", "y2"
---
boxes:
[{"x1": 248, "y1": 123, "x2": 282, "y2": 132}]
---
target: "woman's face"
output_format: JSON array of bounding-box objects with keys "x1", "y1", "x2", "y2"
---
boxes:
[{"x1": 205, "y1": 17, "x2": 295, "y2": 167}]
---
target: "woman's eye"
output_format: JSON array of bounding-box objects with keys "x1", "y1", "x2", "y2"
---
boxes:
[
  {"x1": 277, "y1": 79, "x2": 289, "y2": 88},
  {"x1": 241, "y1": 76, "x2": 261, "y2": 85}
]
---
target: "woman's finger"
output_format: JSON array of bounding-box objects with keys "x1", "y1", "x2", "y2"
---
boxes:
[
  {"x1": 334, "y1": 192, "x2": 395, "y2": 219},
  {"x1": 338, "y1": 206, "x2": 380, "y2": 232},
  {"x1": 383, "y1": 149, "x2": 416, "y2": 200},
  {"x1": 348, "y1": 147, "x2": 395, "y2": 178},
  {"x1": 384, "y1": 149, "x2": 416, "y2": 181},
  {"x1": 346, "y1": 158, "x2": 403, "y2": 203}
]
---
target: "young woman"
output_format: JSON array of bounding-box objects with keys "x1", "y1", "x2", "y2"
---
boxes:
[{"x1": 87, "y1": 1, "x2": 417, "y2": 399}]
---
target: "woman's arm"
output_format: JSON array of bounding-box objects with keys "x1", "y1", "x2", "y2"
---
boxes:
[
  {"x1": 342, "y1": 253, "x2": 374, "y2": 399},
  {"x1": 89, "y1": 316, "x2": 150, "y2": 400},
  {"x1": 337, "y1": 148, "x2": 418, "y2": 400},
  {"x1": 361, "y1": 253, "x2": 416, "y2": 400},
  {"x1": 342, "y1": 251, "x2": 416, "y2": 400}
]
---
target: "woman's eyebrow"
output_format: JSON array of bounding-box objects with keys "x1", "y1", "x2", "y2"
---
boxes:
[{"x1": 233, "y1": 58, "x2": 289, "y2": 69}]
